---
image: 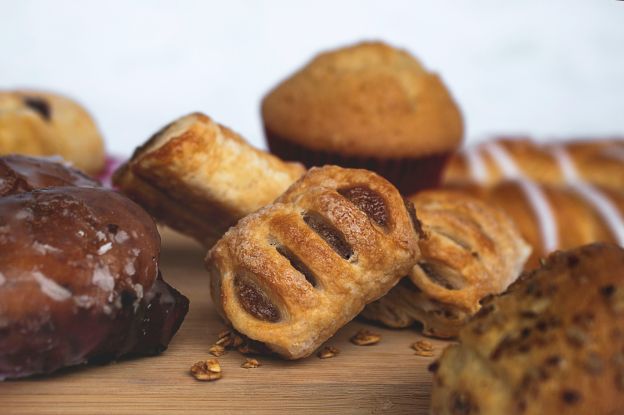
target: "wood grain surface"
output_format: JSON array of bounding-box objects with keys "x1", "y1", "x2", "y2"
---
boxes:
[{"x1": 1, "y1": 233, "x2": 449, "y2": 414}]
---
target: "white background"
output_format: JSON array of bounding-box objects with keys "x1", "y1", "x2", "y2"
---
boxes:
[{"x1": 2, "y1": 1, "x2": 623, "y2": 156}]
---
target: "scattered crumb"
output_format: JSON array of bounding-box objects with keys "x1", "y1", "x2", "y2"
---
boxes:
[
  {"x1": 317, "y1": 346, "x2": 340, "y2": 359},
  {"x1": 412, "y1": 340, "x2": 435, "y2": 357},
  {"x1": 350, "y1": 329, "x2": 381, "y2": 346},
  {"x1": 190, "y1": 359, "x2": 222, "y2": 381},
  {"x1": 241, "y1": 358, "x2": 261, "y2": 369},
  {"x1": 214, "y1": 328, "x2": 261, "y2": 355},
  {"x1": 97, "y1": 242, "x2": 112, "y2": 255},
  {"x1": 209, "y1": 344, "x2": 226, "y2": 357}
]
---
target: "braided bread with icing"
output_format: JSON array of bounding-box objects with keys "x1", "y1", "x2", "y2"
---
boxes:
[
  {"x1": 451, "y1": 180, "x2": 624, "y2": 268},
  {"x1": 444, "y1": 137, "x2": 624, "y2": 192},
  {"x1": 362, "y1": 190, "x2": 530, "y2": 338},
  {"x1": 206, "y1": 166, "x2": 422, "y2": 359}
]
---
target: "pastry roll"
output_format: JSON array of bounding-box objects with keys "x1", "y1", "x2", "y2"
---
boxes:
[
  {"x1": 0, "y1": 90, "x2": 105, "y2": 174},
  {"x1": 206, "y1": 166, "x2": 422, "y2": 359},
  {"x1": 114, "y1": 113, "x2": 305, "y2": 247},
  {"x1": 444, "y1": 137, "x2": 624, "y2": 192},
  {"x1": 362, "y1": 190, "x2": 530, "y2": 338},
  {"x1": 431, "y1": 243, "x2": 624, "y2": 415}
]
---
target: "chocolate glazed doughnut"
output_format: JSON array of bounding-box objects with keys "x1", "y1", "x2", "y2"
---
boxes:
[{"x1": 0, "y1": 156, "x2": 189, "y2": 379}]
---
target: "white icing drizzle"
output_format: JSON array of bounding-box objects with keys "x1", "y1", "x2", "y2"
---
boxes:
[
  {"x1": 73, "y1": 295, "x2": 94, "y2": 309},
  {"x1": 32, "y1": 271, "x2": 71, "y2": 302},
  {"x1": 32, "y1": 241, "x2": 62, "y2": 255},
  {"x1": 15, "y1": 209, "x2": 33, "y2": 220},
  {"x1": 482, "y1": 142, "x2": 522, "y2": 178},
  {"x1": 551, "y1": 145, "x2": 624, "y2": 245},
  {"x1": 550, "y1": 145, "x2": 579, "y2": 182},
  {"x1": 114, "y1": 230, "x2": 129, "y2": 244},
  {"x1": 97, "y1": 242, "x2": 113, "y2": 255},
  {"x1": 464, "y1": 145, "x2": 488, "y2": 184},
  {"x1": 483, "y1": 142, "x2": 559, "y2": 252},
  {"x1": 92, "y1": 265, "x2": 115, "y2": 292},
  {"x1": 572, "y1": 184, "x2": 624, "y2": 246},
  {"x1": 124, "y1": 260, "x2": 136, "y2": 276},
  {"x1": 517, "y1": 180, "x2": 559, "y2": 253}
]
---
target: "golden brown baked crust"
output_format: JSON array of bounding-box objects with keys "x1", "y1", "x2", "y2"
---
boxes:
[
  {"x1": 430, "y1": 243, "x2": 624, "y2": 415},
  {"x1": 113, "y1": 113, "x2": 305, "y2": 247},
  {"x1": 449, "y1": 180, "x2": 624, "y2": 269},
  {"x1": 444, "y1": 137, "x2": 624, "y2": 192},
  {"x1": 362, "y1": 190, "x2": 530, "y2": 338},
  {"x1": 261, "y1": 41, "x2": 463, "y2": 158},
  {"x1": 0, "y1": 90, "x2": 105, "y2": 174},
  {"x1": 206, "y1": 166, "x2": 422, "y2": 359}
]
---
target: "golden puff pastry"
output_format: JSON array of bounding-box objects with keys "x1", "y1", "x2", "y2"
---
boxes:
[
  {"x1": 113, "y1": 113, "x2": 305, "y2": 247},
  {"x1": 206, "y1": 166, "x2": 422, "y2": 359},
  {"x1": 362, "y1": 190, "x2": 531, "y2": 338},
  {"x1": 430, "y1": 243, "x2": 624, "y2": 415},
  {"x1": 0, "y1": 90, "x2": 105, "y2": 174}
]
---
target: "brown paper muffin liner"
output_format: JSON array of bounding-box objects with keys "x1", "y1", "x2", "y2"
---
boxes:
[{"x1": 265, "y1": 130, "x2": 451, "y2": 195}]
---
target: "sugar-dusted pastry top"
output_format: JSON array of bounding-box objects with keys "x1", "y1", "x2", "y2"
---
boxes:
[
  {"x1": 430, "y1": 242, "x2": 624, "y2": 415},
  {"x1": 114, "y1": 112, "x2": 305, "y2": 247},
  {"x1": 206, "y1": 166, "x2": 422, "y2": 359},
  {"x1": 0, "y1": 155, "x2": 188, "y2": 379},
  {"x1": 0, "y1": 90, "x2": 105, "y2": 174},
  {"x1": 362, "y1": 189, "x2": 530, "y2": 338},
  {"x1": 262, "y1": 41, "x2": 463, "y2": 158}
]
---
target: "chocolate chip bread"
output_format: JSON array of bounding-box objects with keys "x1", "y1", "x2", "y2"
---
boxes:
[{"x1": 430, "y1": 243, "x2": 624, "y2": 414}]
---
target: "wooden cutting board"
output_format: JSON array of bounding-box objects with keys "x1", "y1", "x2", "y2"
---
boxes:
[{"x1": 1, "y1": 234, "x2": 450, "y2": 414}]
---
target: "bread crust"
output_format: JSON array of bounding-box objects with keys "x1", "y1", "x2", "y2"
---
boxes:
[{"x1": 431, "y1": 243, "x2": 624, "y2": 415}]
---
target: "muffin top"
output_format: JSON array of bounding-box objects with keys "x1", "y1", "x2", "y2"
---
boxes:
[{"x1": 261, "y1": 41, "x2": 463, "y2": 158}]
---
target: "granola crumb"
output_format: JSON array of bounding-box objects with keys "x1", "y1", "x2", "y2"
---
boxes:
[
  {"x1": 237, "y1": 343, "x2": 259, "y2": 355},
  {"x1": 241, "y1": 358, "x2": 261, "y2": 369},
  {"x1": 190, "y1": 359, "x2": 222, "y2": 381},
  {"x1": 209, "y1": 344, "x2": 226, "y2": 357},
  {"x1": 412, "y1": 340, "x2": 434, "y2": 352},
  {"x1": 215, "y1": 330, "x2": 232, "y2": 346},
  {"x1": 412, "y1": 340, "x2": 435, "y2": 357},
  {"x1": 317, "y1": 346, "x2": 340, "y2": 359},
  {"x1": 350, "y1": 329, "x2": 381, "y2": 346},
  {"x1": 215, "y1": 329, "x2": 255, "y2": 353}
]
